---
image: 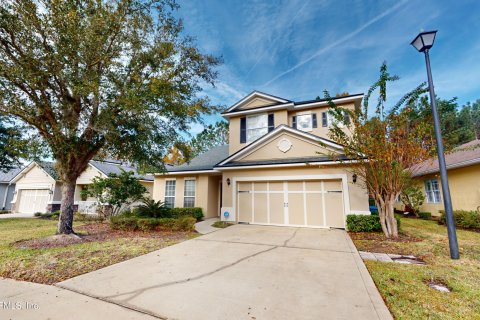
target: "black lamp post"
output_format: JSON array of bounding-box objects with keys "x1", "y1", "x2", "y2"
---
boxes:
[{"x1": 411, "y1": 30, "x2": 459, "y2": 259}]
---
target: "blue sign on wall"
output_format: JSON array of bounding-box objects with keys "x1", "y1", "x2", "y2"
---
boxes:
[{"x1": 223, "y1": 211, "x2": 230, "y2": 218}]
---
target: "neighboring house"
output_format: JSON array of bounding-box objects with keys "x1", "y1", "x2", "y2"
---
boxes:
[
  {"x1": 10, "y1": 160, "x2": 153, "y2": 214},
  {"x1": 397, "y1": 139, "x2": 480, "y2": 216},
  {"x1": 153, "y1": 91, "x2": 369, "y2": 228},
  {"x1": 0, "y1": 167, "x2": 23, "y2": 211}
]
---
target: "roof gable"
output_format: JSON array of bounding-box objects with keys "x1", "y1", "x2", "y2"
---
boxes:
[
  {"x1": 225, "y1": 91, "x2": 290, "y2": 113},
  {"x1": 217, "y1": 125, "x2": 344, "y2": 166},
  {"x1": 11, "y1": 161, "x2": 57, "y2": 184}
]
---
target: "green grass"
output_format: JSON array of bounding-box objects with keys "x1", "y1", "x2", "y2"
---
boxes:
[
  {"x1": 352, "y1": 217, "x2": 480, "y2": 319},
  {"x1": 0, "y1": 218, "x2": 195, "y2": 284}
]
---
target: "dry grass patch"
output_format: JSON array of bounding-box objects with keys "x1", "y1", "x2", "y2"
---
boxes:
[
  {"x1": 350, "y1": 217, "x2": 480, "y2": 319},
  {"x1": 0, "y1": 218, "x2": 197, "y2": 284}
]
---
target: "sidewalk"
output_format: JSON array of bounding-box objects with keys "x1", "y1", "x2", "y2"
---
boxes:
[{"x1": 194, "y1": 217, "x2": 220, "y2": 234}]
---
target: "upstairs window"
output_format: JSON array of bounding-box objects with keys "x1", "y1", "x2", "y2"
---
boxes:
[
  {"x1": 425, "y1": 179, "x2": 441, "y2": 203},
  {"x1": 164, "y1": 180, "x2": 176, "y2": 208},
  {"x1": 293, "y1": 113, "x2": 317, "y2": 132},
  {"x1": 246, "y1": 114, "x2": 268, "y2": 142}
]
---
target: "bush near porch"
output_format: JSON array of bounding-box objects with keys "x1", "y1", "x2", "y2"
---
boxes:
[
  {"x1": 350, "y1": 217, "x2": 480, "y2": 319},
  {"x1": 346, "y1": 214, "x2": 401, "y2": 232},
  {"x1": 439, "y1": 210, "x2": 480, "y2": 230}
]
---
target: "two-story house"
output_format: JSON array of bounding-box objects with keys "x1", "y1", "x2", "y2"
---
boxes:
[{"x1": 152, "y1": 91, "x2": 370, "y2": 228}]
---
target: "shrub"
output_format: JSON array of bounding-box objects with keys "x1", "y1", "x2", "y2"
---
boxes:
[
  {"x1": 439, "y1": 210, "x2": 480, "y2": 229},
  {"x1": 418, "y1": 212, "x2": 432, "y2": 220},
  {"x1": 137, "y1": 218, "x2": 160, "y2": 231},
  {"x1": 135, "y1": 198, "x2": 170, "y2": 218},
  {"x1": 110, "y1": 215, "x2": 138, "y2": 231},
  {"x1": 37, "y1": 211, "x2": 60, "y2": 219},
  {"x1": 157, "y1": 218, "x2": 177, "y2": 230},
  {"x1": 169, "y1": 207, "x2": 204, "y2": 221},
  {"x1": 347, "y1": 214, "x2": 401, "y2": 232},
  {"x1": 173, "y1": 216, "x2": 196, "y2": 231}
]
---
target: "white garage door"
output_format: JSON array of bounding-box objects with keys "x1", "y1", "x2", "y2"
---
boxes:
[
  {"x1": 17, "y1": 189, "x2": 50, "y2": 214},
  {"x1": 237, "y1": 180, "x2": 345, "y2": 228}
]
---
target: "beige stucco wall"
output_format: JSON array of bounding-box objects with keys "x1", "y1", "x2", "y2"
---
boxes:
[
  {"x1": 153, "y1": 174, "x2": 221, "y2": 218},
  {"x1": 396, "y1": 164, "x2": 480, "y2": 216},
  {"x1": 240, "y1": 132, "x2": 335, "y2": 162},
  {"x1": 239, "y1": 97, "x2": 277, "y2": 110},
  {"x1": 220, "y1": 165, "x2": 369, "y2": 216},
  {"x1": 228, "y1": 103, "x2": 354, "y2": 155},
  {"x1": 287, "y1": 102, "x2": 355, "y2": 139}
]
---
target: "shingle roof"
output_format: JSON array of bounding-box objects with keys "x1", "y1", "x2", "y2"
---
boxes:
[
  {"x1": 37, "y1": 161, "x2": 60, "y2": 180},
  {"x1": 167, "y1": 145, "x2": 229, "y2": 172},
  {"x1": 216, "y1": 155, "x2": 351, "y2": 168},
  {"x1": 0, "y1": 167, "x2": 23, "y2": 183},
  {"x1": 90, "y1": 160, "x2": 154, "y2": 181},
  {"x1": 411, "y1": 140, "x2": 480, "y2": 177}
]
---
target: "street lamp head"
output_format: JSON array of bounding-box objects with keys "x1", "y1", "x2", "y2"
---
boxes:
[{"x1": 411, "y1": 30, "x2": 437, "y2": 52}]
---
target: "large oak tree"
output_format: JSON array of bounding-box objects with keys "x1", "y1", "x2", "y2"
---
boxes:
[{"x1": 0, "y1": 0, "x2": 220, "y2": 234}]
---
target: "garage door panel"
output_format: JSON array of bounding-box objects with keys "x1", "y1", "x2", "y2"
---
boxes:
[
  {"x1": 269, "y1": 193, "x2": 284, "y2": 224},
  {"x1": 324, "y1": 180, "x2": 342, "y2": 191},
  {"x1": 306, "y1": 193, "x2": 324, "y2": 226},
  {"x1": 253, "y1": 193, "x2": 268, "y2": 223},
  {"x1": 287, "y1": 181, "x2": 303, "y2": 192},
  {"x1": 325, "y1": 193, "x2": 344, "y2": 228},
  {"x1": 287, "y1": 193, "x2": 304, "y2": 225},
  {"x1": 238, "y1": 191, "x2": 252, "y2": 222},
  {"x1": 268, "y1": 181, "x2": 283, "y2": 192},
  {"x1": 305, "y1": 181, "x2": 322, "y2": 192},
  {"x1": 236, "y1": 179, "x2": 345, "y2": 228},
  {"x1": 17, "y1": 189, "x2": 49, "y2": 214},
  {"x1": 238, "y1": 182, "x2": 252, "y2": 191}
]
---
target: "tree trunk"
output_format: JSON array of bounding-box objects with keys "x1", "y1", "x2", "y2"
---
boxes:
[
  {"x1": 385, "y1": 196, "x2": 398, "y2": 238},
  {"x1": 375, "y1": 197, "x2": 390, "y2": 238},
  {"x1": 57, "y1": 178, "x2": 77, "y2": 234}
]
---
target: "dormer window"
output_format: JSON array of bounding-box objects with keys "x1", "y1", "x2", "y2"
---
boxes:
[
  {"x1": 246, "y1": 114, "x2": 268, "y2": 142},
  {"x1": 240, "y1": 113, "x2": 274, "y2": 143},
  {"x1": 292, "y1": 113, "x2": 317, "y2": 132}
]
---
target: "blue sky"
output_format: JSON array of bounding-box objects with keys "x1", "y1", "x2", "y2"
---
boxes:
[{"x1": 177, "y1": 0, "x2": 480, "y2": 133}]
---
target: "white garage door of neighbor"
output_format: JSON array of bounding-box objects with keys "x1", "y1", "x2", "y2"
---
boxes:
[
  {"x1": 237, "y1": 180, "x2": 345, "y2": 228},
  {"x1": 17, "y1": 189, "x2": 50, "y2": 214}
]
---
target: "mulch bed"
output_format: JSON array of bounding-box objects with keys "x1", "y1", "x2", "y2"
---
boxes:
[{"x1": 14, "y1": 223, "x2": 192, "y2": 249}]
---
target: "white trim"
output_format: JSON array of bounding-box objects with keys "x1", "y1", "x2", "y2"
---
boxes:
[
  {"x1": 222, "y1": 104, "x2": 293, "y2": 118},
  {"x1": 217, "y1": 125, "x2": 343, "y2": 166},
  {"x1": 215, "y1": 160, "x2": 358, "y2": 171},
  {"x1": 225, "y1": 91, "x2": 289, "y2": 113},
  {"x1": 303, "y1": 181, "x2": 307, "y2": 225},
  {"x1": 292, "y1": 95, "x2": 363, "y2": 110},
  {"x1": 321, "y1": 181, "x2": 327, "y2": 226},
  {"x1": 232, "y1": 174, "x2": 349, "y2": 229}
]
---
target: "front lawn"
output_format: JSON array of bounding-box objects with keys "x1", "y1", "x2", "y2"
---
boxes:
[
  {"x1": 351, "y1": 217, "x2": 480, "y2": 319},
  {"x1": 0, "y1": 218, "x2": 196, "y2": 284}
]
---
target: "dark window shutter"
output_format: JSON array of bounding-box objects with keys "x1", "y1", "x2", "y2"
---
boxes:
[
  {"x1": 240, "y1": 117, "x2": 246, "y2": 143},
  {"x1": 292, "y1": 116, "x2": 297, "y2": 129},
  {"x1": 344, "y1": 112, "x2": 350, "y2": 125},
  {"x1": 312, "y1": 113, "x2": 318, "y2": 128},
  {"x1": 268, "y1": 113, "x2": 274, "y2": 132},
  {"x1": 322, "y1": 112, "x2": 328, "y2": 127}
]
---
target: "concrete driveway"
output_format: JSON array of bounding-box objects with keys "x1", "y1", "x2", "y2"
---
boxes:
[{"x1": 57, "y1": 225, "x2": 391, "y2": 320}]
